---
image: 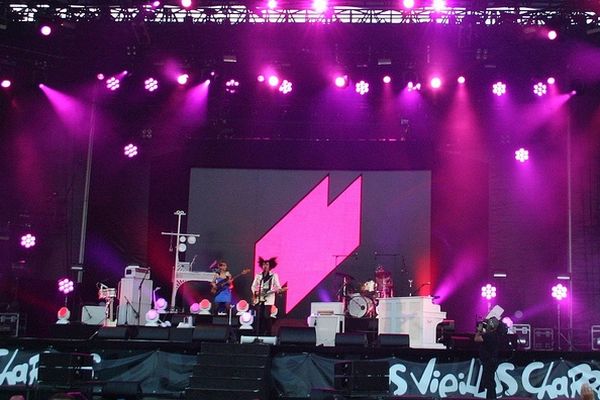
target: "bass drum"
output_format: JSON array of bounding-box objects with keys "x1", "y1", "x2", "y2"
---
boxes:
[{"x1": 347, "y1": 294, "x2": 375, "y2": 318}]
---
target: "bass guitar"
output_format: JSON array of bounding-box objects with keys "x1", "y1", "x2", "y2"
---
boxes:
[{"x1": 211, "y1": 268, "x2": 251, "y2": 295}]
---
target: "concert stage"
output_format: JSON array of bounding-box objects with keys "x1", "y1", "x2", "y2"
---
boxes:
[{"x1": 0, "y1": 323, "x2": 598, "y2": 400}]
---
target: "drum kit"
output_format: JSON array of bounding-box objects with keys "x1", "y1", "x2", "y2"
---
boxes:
[{"x1": 336, "y1": 265, "x2": 394, "y2": 318}]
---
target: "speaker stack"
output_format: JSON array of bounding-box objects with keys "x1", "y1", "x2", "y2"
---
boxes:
[
  {"x1": 333, "y1": 360, "x2": 390, "y2": 397},
  {"x1": 35, "y1": 352, "x2": 94, "y2": 399},
  {"x1": 185, "y1": 342, "x2": 272, "y2": 400}
]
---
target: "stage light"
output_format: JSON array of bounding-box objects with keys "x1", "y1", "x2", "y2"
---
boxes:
[
  {"x1": 557, "y1": 274, "x2": 571, "y2": 281},
  {"x1": 533, "y1": 82, "x2": 547, "y2": 96},
  {"x1": 56, "y1": 307, "x2": 70, "y2": 324},
  {"x1": 58, "y1": 278, "x2": 74, "y2": 294},
  {"x1": 334, "y1": 75, "x2": 348, "y2": 88},
  {"x1": 144, "y1": 77, "x2": 159, "y2": 92},
  {"x1": 96, "y1": 73, "x2": 105, "y2": 81},
  {"x1": 548, "y1": 30, "x2": 558, "y2": 40},
  {"x1": 225, "y1": 79, "x2": 240, "y2": 93},
  {"x1": 40, "y1": 25, "x2": 52, "y2": 36},
  {"x1": 355, "y1": 80, "x2": 369, "y2": 95},
  {"x1": 1, "y1": 79, "x2": 11, "y2": 89},
  {"x1": 312, "y1": 0, "x2": 328, "y2": 13},
  {"x1": 176, "y1": 74, "x2": 189, "y2": 85},
  {"x1": 547, "y1": 77, "x2": 556, "y2": 85},
  {"x1": 551, "y1": 283, "x2": 567, "y2": 300},
  {"x1": 382, "y1": 75, "x2": 391, "y2": 84},
  {"x1": 279, "y1": 80, "x2": 293, "y2": 94},
  {"x1": 190, "y1": 303, "x2": 200, "y2": 314},
  {"x1": 267, "y1": 0, "x2": 278, "y2": 9},
  {"x1": 502, "y1": 316, "x2": 514, "y2": 331},
  {"x1": 432, "y1": 0, "x2": 445, "y2": 10},
  {"x1": 403, "y1": 0, "x2": 415, "y2": 8},
  {"x1": 515, "y1": 147, "x2": 529, "y2": 163},
  {"x1": 239, "y1": 311, "x2": 254, "y2": 329},
  {"x1": 270, "y1": 305, "x2": 278, "y2": 318},
  {"x1": 236, "y1": 300, "x2": 250, "y2": 315},
  {"x1": 493, "y1": 271, "x2": 507, "y2": 278},
  {"x1": 430, "y1": 77, "x2": 442, "y2": 89},
  {"x1": 268, "y1": 75, "x2": 279, "y2": 87},
  {"x1": 106, "y1": 77, "x2": 120, "y2": 91},
  {"x1": 481, "y1": 284, "x2": 497, "y2": 300},
  {"x1": 198, "y1": 299, "x2": 212, "y2": 315},
  {"x1": 257, "y1": 74, "x2": 265, "y2": 83},
  {"x1": 124, "y1": 143, "x2": 138, "y2": 158},
  {"x1": 178, "y1": 243, "x2": 187, "y2": 252},
  {"x1": 181, "y1": 0, "x2": 192, "y2": 7},
  {"x1": 186, "y1": 236, "x2": 196, "y2": 244},
  {"x1": 20, "y1": 234, "x2": 36, "y2": 248},
  {"x1": 492, "y1": 81, "x2": 506, "y2": 96},
  {"x1": 145, "y1": 309, "x2": 160, "y2": 326},
  {"x1": 457, "y1": 76, "x2": 466, "y2": 84},
  {"x1": 407, "y1": 81, "x2": 421, "y2": 91},
  {"x1": 155, "y1": 297, "x2": 168, "y2": 312}
]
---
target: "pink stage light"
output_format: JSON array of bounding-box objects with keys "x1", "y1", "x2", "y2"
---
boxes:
[
  {"x1": 268, "y1": 75, "x2": 280, "y2": 87},
  {"x1": 492, "y1": 81, "x2": 506, "y2": 96},
  {"x1": 124, "y1": 143, "x2": 139, "y2": 158},
  {"x1": 430, "y1": 77, "x2": 442, "y2": 89},
  {"x1": 312, "y1": 0, "x2": 328, "y2": 13},
  {"x1": 279, "y1": 80, "x2": 293, "y2": 94},
  {"x1": 152, "y1": 0, "x2": 161, "y2": 7},
  {"x1": 457, "y1": 76, "x2": 466, "y2": 84},
  {"x1": 58, "y1": 278, "x2": 74, "y2": 294},
  {"x1": 20, "y1": 234, "x2": 36, "y2": 248},
  {"x1": 533, "y1": 82, "x2": 547, "y2": 96},
  {"x1": 181, "y1": 0, "x2": 192, "y2": 7},
  {"x1": 403, "y1": 0, "x2": 415, "y2": 8},
  {"x1": 334, "y1": 75, "x2": 348, "y2": 88},
  {"x1": 432, "y1": 0, "x2": 445, "y2": 10},
  {"x1": 355, "y1": 80, "x2": 369, "y2": 95},
  {"x1": 40, "y1": 25, "x2": 52, "y2": 36},
  {"x1": 106, "y1": 77, "x2": 120, "y2": 91},
  {"x1": 383, "y1": 75, "x2": 391, "y2": 84},
  {"x1": 225, "y1": 79, "x2": 240, "y2": 93},
  {"x1": 547, "y1": 30, "x2": 558, "y2": 40},
  {"x1": 267, "y1": 0, "x2": 278, "y2": 9},
  {"x1": 515, "y1": 147, "x2": 529, "y2": 163},
  {"x1": 176, "y1": 74, "x2": 189, "y2": 85},
  {"x1": 552, "y1": 283, "x2": 567, "y2": 300},
  {"x1": 144, "y1": 77, "x2": 159, "y2": 92},
  {"x1": 96, "y1": 73, "x2": 105, "y2": 81},
  {"x1": 481, "y1": 284, "x2": 497, "y2": 300},
  {"x1": 1, "y1": 79, "x2": 11, "y2": 88},
  {"x1": 257, "y1": 74, "x2": 265, "y2": 83},
  {"x1": 547, "y1": 77, "x2": 556, "y2": 85},
  {"x1": 407, "y1": 81, "x2": 421, "y2": 91}
]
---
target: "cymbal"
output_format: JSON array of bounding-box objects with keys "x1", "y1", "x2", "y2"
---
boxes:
[{"x1": 335, "y1": 272, "x2": 355, "y2": 280}]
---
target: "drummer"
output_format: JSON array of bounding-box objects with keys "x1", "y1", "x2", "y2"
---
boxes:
[{"x1": 374, "y1": 265, "x2": 394, "y2": 298}]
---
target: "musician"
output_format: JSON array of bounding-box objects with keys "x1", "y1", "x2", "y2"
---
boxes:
[
  {"x1": 251, "y1": 257, "x2": 282, "y2": 335},
  {"x1": 475, "y1": 316, "x2": 507, "y2": 399},
  {"x1": 211, "y1": 261, "x2": 233, "y2": 315}
]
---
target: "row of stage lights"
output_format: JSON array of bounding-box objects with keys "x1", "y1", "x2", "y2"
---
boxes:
[{"x1": 481, "y1": 282, "x2": 568, "y2": 301}]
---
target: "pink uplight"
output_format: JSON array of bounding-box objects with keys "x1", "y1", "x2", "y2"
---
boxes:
[
  {"x1": 257, "y1": 74, "x2": 265, "y2": 83},
  {"x1": 430, "y1": 77, "x2": 442, "y2": 89},
  {"x1": 407, "y1": 81, "x2": 421, "y2": 91},
  {"x1": 383, "y1": 75, "x2": 391, "y2": 84},
  {"x1": 1, "y1": 79, "x2": 11, "y2": 88},
  {"x1": 432, "y1": 0, "x2": 445, "y2": 10},
  {"x1": 58, "y1": 278, "x2": 74, "y2": 295},
  {"x1": 144, "y1": 77, "x2": 159, "y2": 92},
  {"x1": 124, "y1": 143, "x2": 139, "y2": 158},
  {"x1": 533, "y1": 82, "x2": 547, "y2": 96},
  {"x1": 181, "y1": 0, "x2": 192, "y2": 7},
  {"x1": 40, "y1": 25, "x2": 52, "y2": 36},
  {"x1": 267, "y1": 0, "x2": 278, "y2": 8},
  {"x1": 279, "y1": 80, "x2": 293, "y2": 94},
  {"x1": 547, "y1": 77, "x2": 556, "y2": 85},
  {"x1": 268, "y1": 75, "x2": 279, "y2": 87},
  {"x1": 548, "y1": 30, "x2": 558, "y2": 40},
  {"x1": 312, "y1": 0, "x2": 328, "y2": 12},
  {"x1": 403, "y1": 0, "x2": 415, "y2": 8},
  {"x1": 551, "y1": 283, "x2": 567, "y2": 300},
  {"x1": 355, "y1": 80, "x2": 369, "y2": 95},
  {"x1": 515, "y1": 147, "x2": 529, "y2": 163},
  {"x1": 334, "y1": 75, "x2": 347, "y2": 88},
  {"x1": 481, "y1": 284, "x2": 497, "y2": 300},
  {"x1": 106, "y1": 77, "x2": 120, "y2": 91},
  {"x1": 457, "y1": 76, "x2": 466, "y2": 84},
  {"x1": 492, "y1": 81, "x2": 506, "y2": 96},
  {"x1": 96, "y1": 73, "x2": 105, "y2": 81},
  {"x1": 176, "y1": 74, "x2": 189, "y2": 85},
  {"x1": 20, "y1": 234, "x2": 36, "y2": 248}
]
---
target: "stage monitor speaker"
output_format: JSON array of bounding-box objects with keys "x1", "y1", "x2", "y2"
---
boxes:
[
  {"x1": 95, "y1": 326, "x2": 130, "y2": 340},
  {"x1": 81, "y1": 305, "x2": 105, "y2": 325},
  {"x1": 335, "y1": 332, "x2": 368, "y2": 347},
  {"x1": 192, "y1": 325, "x2": 231, "y2": 342},
  {"x1": 278, "y1": 326, "x2": 316, "y2": 346},
  {"x1": 377, "y1": 333, "x2": 410, "y2": 348},
  {"x1": 533, "y1": 328, "x2": 554, "y2": 351},
  {"x1": 513, "y1": 324, "x2": 531, "y2": 350},
  {"x1": 102, "y1": 381, "x2": 141, "y2": 400},
  {"x1": 134, "y1": 326, "x2": 169, "y2": 340}
]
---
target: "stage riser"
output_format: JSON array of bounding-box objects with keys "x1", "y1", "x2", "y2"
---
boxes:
[{"x1": 193, "y1": 365, "x2": 266, "y2": 379}]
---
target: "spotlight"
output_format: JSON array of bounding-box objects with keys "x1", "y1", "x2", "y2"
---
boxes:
[
  {"x1": 155, "y1": 298, "x2": 168, "y2": 312},
  {"x1": 144, "y1": 77, "x2": 159, "y2": 92},
  {"x1": 355, "y1": 80, "x2": 369, "y2": 95},
  {"x1": 407, "y1": 81, "x2": 421, "y2": 91},
  {"x1": 312, "y1": 0, "x2": 327, "y2": 13},
  {"x1": 56, "y1": 307, "x2": 70, "y2": 324},
  {"x1": 267, "y1": 0, "x2": 278, "y2": 9},
  {"x1": 20, "y1": 234, "x2": 36, "y2": 248},
  {"x1": 96, "y1": 73, "x2": 105, "y2": 81},
  {"x1": 432, "y1": 0, "x2": 445, "y2": 10},
  {"x1": 334, "y1": 75, "x2": 348, "y2": 88},
  {"x1": 106, "y1": 77, "x2": 120, "y2": 91},
  {"x1": 257, "y1": 74, "x2": 265, "y2": 83},
  {"x1": 279, "y1": 80, "x2": 293, "y2": 94},
  {"x1": 268, "y1": 75, "x2": 279, "y2": 87},
  {"x1": 481, "y1": 284, "x2": 497, "y2": 300},
  {"x1": 145, "y1": 309, "x2": 160, "y2": 326},
  {"x1": 382, "y1": 75, "x2": 391, "y2": 84},
  {"x1": 40, "y1": 24, "x2": 52, "y2": 36},
  {"x1": 225, "y1": 79, "x2": 240, "y2": 93},
  {"x1": 190, "y1": 303, "x2": 200, "y2": 314},
  {"x1": 533, "y1": 82, "x2": 547, "y2": 96},
  {"x1": 547, "y1": 30, "x2": 558, "y2": 40},
  {"x1": 1, "y1": 79, "x2": 11, "y2": 89},
  {"x1": 457, "y1": 76, "x2": 466, "y2": 84},
  {"x1": 551, "y1": 283, "x2": 567, "y2": 300},
  {"x1": 124, "y1": 143, "x2": 138, "y2": 158},
  {"x1": 239, "y1": 311, "x2": 254, "y2": 330},
  {"x1": 547, "y1": 77, "x2": 556, "y2": 85},
  {"x1": 176, "y1": 74, "x2": 189, "y2": 85},
  {"x1": 236, "y1": 300, "x2": 250, "y2": 315},
  {"x1": 492, "y1": 81, "x2": 506, "y2": 96},
  {"x1": 198, "y1": 299, "x2": 211, "y2": 315},
  {"x1": 515, "y1": 147, "x2": 529, "y2": 163},
  {"x1": 403, "y1": 0, "x2": 415, "y2": 8},
  {"x1": 58, "y1": 278, "x2": 74, "y2": 295},
  {"x1": 430, "y1": 77, "x2": 442, "y2": 89},
  {"x1": 181, "y1": 0, "x2": 193, "y2": 7}
]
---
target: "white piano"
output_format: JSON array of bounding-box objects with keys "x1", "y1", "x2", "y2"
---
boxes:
[
  {"x1": 170, "y1": 262, "x2": 214, "y2": 308},
  {"x1": 377, "y1": 296, "x2": 446, "y2": 349}
]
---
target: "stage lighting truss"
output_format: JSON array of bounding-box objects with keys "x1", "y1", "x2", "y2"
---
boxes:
[{"x1": 5, "y1": 3, "x2": 599, "y2": 27}]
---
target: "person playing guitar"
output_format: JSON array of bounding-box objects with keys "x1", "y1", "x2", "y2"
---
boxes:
[
  {"x1": 211, "y1": 261, "x2": 251, "y2": 315},
  {"x1": 251, "y1": 256, "x2": 287, "y2": 335}
]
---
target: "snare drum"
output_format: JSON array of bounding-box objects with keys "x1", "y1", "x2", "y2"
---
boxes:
[
  {"x1": 347, "y1": 294, "x2": 375, "y2": 318},
  {"x1": 361, "y1": 280, "x2": 376, "y2": 294}
]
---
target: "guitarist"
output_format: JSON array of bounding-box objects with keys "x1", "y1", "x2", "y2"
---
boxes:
[
  {"x1": 251, "y1": 256, "x2": 282, "y2": 335},
  {"x1": 211, "y1": 261, "x2": 233, "y2": 315}
]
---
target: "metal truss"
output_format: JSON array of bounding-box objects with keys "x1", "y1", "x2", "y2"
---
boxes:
[{"x1": 3, "y1": 3, "x2": 599, "y2": 26}]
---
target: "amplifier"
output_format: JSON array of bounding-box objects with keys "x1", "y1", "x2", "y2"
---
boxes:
[
  {"x1": 124, "y1": 265, "x2": 150, "y2": 279},
  {"x1": 0, "y1": 313, "x2": 20, "y2": 337}
]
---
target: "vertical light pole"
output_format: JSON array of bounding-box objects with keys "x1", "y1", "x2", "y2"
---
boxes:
[{"x1": 551, "y1": 283, "x2": 568, "y2": 351}]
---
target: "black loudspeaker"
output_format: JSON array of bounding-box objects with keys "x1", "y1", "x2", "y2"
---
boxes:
[
  {"x1": 192, "y1": 325, "x2": 231, "y2": 342},
  {"x1": 169, "y1": 327, "x2": 193, "y2": 342},
  {"x1": 334, "y1": 360, "x2": 389, "y2": 376},
  {"x1": 377, "y1": 333, "x2": 410, "y2": 348},
  {"x1": 102, "y1": 381, "x2": 141, "y2": 400},
  {"x1": 134, "y1": 326, "x2": 169, "y2": 340},
  {"x1": 335, "y1": 332, "x2": 368, "y2": 347},
  {"x1": 95, "y1": 326, "x2": 130, "y2": 340},
  {"x1": 278, "y1": 327, "x2": 316, "y2": 345}
]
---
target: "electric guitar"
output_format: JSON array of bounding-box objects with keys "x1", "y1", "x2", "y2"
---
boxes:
[
  {"x1": 252, "y1": 286, "x2": 288, "y2": 305},
  {"x1": 211, "y1": 268, "x2": 251, "y2": 295}
]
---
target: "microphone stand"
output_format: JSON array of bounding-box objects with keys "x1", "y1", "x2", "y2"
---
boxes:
[
  {"x1": 123, "y1": 295, "x2": 138, "y2": 325},
  {"x1": 137, "y1": 269, "x2": 149, "y2": 325}
]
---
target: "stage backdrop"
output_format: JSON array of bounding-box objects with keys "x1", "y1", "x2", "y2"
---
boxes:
[{"x1": 186, "y1": 168, "x2": 432, "y2": 319}]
